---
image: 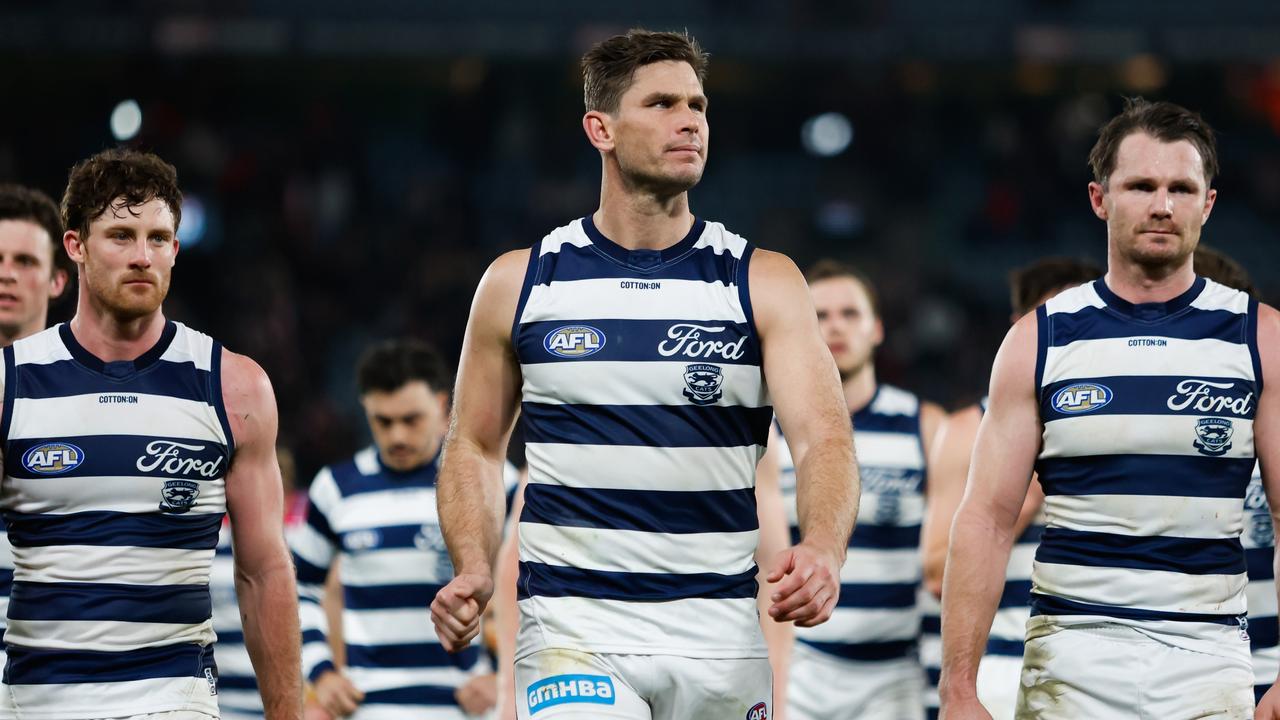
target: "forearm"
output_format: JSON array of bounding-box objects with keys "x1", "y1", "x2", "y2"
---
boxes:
[
  {"x1": 238, "y1": 557, "x2": 304, "y2": 720},
  {"x1": 438, "y1": 436, "x2": 507, "y2": 575},
  {"x1": 794, "y1": 434, "x2": 858, "y2": 561}
]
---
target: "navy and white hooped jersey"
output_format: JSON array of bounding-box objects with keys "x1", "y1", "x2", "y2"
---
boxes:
[
  {"x1": 290, "y1": 447, "x2": 515, "y2": 714},
  {"x1": 0, "y1": 321, "x2": 231, "y2": 719},
  {"x1": 513, "y1": 216, "x2": 771, "y2": 659},
  {"x1": 1244, "y1": 461, "x2": 1278, "y2": 700},
  {"x1": 778, "y1": 384, "x2": 926, "y2": 662},
  {"x1": 1032, "y1": 277, "x2": 1259, "y2": 635},
  {"x1": 211, "y1": 523, "x2": 261, "y2": 719}
]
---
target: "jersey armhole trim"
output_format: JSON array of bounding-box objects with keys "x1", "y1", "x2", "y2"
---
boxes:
[
  {"x1": 510, "y1": 241, "x2": 543, "y2": 347},
  {"x1": 211, "y1": 342, "x2": 236, "y2": 456},
  {"x1": 1248, "y1": 296, "x2": 1264, "y2": 395},
  {"x1": 1034, "y1": 305, "x2": 1049, "y2": 420},
  {"x1": 737, "y1": 245, "x2": 757, "y2": 335},
  {"x1": 0, "y1": 344, "x2": 15, "y2": 447}
]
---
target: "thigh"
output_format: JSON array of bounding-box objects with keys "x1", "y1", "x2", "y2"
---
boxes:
[
  {"x1": 515, "y1": 649, "x2": 650, "y2": 720},
  {"x1": 648, "y1": 656, "x2": 772, "y2": 720},
  {"x1": 976, "y1": 654, "x2": 1023, "y2": 720},
  {"x1": 788, "y1": 647, "x2": 922, "y2": 720}
]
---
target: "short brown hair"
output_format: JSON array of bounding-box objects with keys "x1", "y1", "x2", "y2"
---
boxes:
[
  {"x1": 804, "y1": 259, "x2": 880, "y2": 318},
  {"x1": 61, "y1": 148, "x2": 183, "y2": 239},
  {"x1": 1088, "y1": 98, "x2": 1219, "y2": 189},
  {"x1": 582, "y1": 29, "x2": 709, "y2": 113},
  {"x1": 1009, "y1": 257, "x2": 1103, "y2": 315},
  {"x1": 0, "y1": 184, "x2": 72, "y2": 277},
  {"x1": 357, "y1": 338, "x2": 452, "y2": 396},
  {"x1": 1194, "y1": 245, "x2": 1255, "y2": 297}
]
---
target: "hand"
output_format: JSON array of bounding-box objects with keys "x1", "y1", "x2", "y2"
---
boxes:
[
  {"x1": 1257, "y1": 684, "x2": 1280, "y2": 719},
  {"x1": 313, "y1": 669, "x2": 365, "y2": 718},
  {"x1": 765, "y1": 541, "x2": 841, "y2": 627},
  {"x1": 456, "y1": 672, "x2": 499, "y2": 716},
  {"x1": 432, "y1": 572, "x2": 495, "y2": 652},
  {"x1": 939, "y1": 696, "x2": 993, "y2": 720}
]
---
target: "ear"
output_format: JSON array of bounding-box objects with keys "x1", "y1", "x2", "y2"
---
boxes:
[
  {"x1": 48, "y1": 268, "x2": 69, "y2": 300},
  {"x1": 172, "y1": 236, "x2": 180, "y2": 265},
  {"x1": 583, "y1": 110, "x2": 615, "y2": 152},
  {"x1": 871, "y1": 317, "x2": 885, "y2": 349},
  {"x1": 1201, "y1": 187, "x2": 1217, "y2": 226},
  {"x1": 435, "y1": 390, "x2": 452, "y2": 417},
  {"x1": 63, "y1": 230, "x2": 85, "y2": 264},
  {"x1": 1087, "y1": 181, "x2": 1108, "y2": 221}
]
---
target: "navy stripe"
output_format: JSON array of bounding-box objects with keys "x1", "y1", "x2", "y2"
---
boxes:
[
  {"x1": 304, "y1": 499, "x2": 340, "y2": 545},
  {"x1": 789, "y1": 523, "x2": 921, "y2": 550},
  {"x1": 998, "y1": 580, "x2": 1033, "y2": 609},
  {"x1": 328, "y1": 457, "x2": 439, "y2": 499},
  {"x1": 1259, "y1": 685, "x2": 1272, "y2": 707},
  {"x1": 0, "y1": 567, "x2": 12, "y2": 596},
  {"x1": 338, "y1": 524, "x2": 440, "y2": 554},
  {"x1": 1042, "y1": 375, "x2": 1256, "y2": 421},
  {"x1": 851, "y1": 411, "x2": 921, "y2": 436},
  {"x1": 1247, "y1": 546, "x2": 1275, "y2": 580},
  {"x1": 0, "y1": 345, "x2": 14, "y2": 444},
  {"x1": 11, "y1": 358, "x2": 211, "y2": 403},
  {"x1": 5, "y1": 510, "x2": 223, "y2": 549},
  {"x1": 737, "y1": 245, "x2": 756, "y2": 336},
  {"x1": 364, "y1": 685, "x2": 460, "y2": 706},
  {"x1": 218, "y1": 675, "x2": 259, "y2": 690},
  {"x1": 523, "y1": 483, "x2": 757, "y2": 534},
  {"x1": 10, "y1": 581, "x2": 211, "y2": 624},
  {"x1": 346, "y1": 642, "x2": 478, "y2": 670},
  {"x1": 835, "y1": 582, "x2": 917, "y2": 609},
  {"x1": 210, "y1": 340, "x2": 235, "y2": 455},
  {"x1": 1029, "y1": 592, "x2": 1241, "y2": 624},
  {"x1": 985, "y1": 637, "x2": 1026, "y2": 656},
  {"x1": 522, "y1": 402, "x2": 771, "y2": 449},
  {"x1": 1034, "y1": 305, "x2": 1048, "y2": 400},
  {"x1": 512, "y1": 240, "x2": 543, "y2": 341},
  {"x1": 1037, "y1": 455, "x2": 1253, "y2": 499},
  {"x1": 293, "y1": 553, "x2": 329, "y2": 585},
  {"x1": 5, "y1": 434, "x2": 230, "y2": 482},
  {"x1": 5, "y1": 642, "x2": 213, "y2": 684},
  {"x1": 1249, "y1": 297, "x2": 1264, "y2": 395},
  {"x1": 920, "y1": 615, "x2": 941, "y2": 634},
  {"x1": 218, "y1": 630, "x2": 245, "y2": 644},
  {"x1": 517, "y1": 319, "x2": 761, "y2": 367},
  {"x1": 344, "y1": 583, "x2": 444, "y2": 610},
  {"x1": 533, "y1": 238, "x2": 733, "y2": 286},
  {"x1": 1036, "y1": 527, "x2": 1244, "y2": 575},
  {"x1": 1250, "y1": 616, "x2": 1278, "y2": 650},
  {"x1": 798, "y1": 638, "x2": 915, "y2": 661},
  {"x1": 1017, "y1": 524, "x2": 1045, "y2": 544},
  {"x1": 518, "y1": 561, "x2": 758, "y2": 602},
  {"x1": 302, "y1": 629, "x2": 326, "y2": 645},
  {"x1": 1047, "y1": 305, "x2": 1246, "y2": 345}
]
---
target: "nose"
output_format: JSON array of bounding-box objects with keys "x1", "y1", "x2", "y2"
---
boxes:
[
  {"x1": 1148, "y1": 187, "x2": 1173, "y2": 218},
  {"x1": 128, "y1": 237, "x2": 153, "y2": 269},
  {"x1": 0, "y1": 258, "x2": 16, "y2": 284}
]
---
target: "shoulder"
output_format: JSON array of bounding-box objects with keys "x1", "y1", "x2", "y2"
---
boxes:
[
  {"x1": 746, "y1": 248, "x2": 804, "y2": 284},
  {"x1": 1257, "y1": 301, "x2": 1280, "y2": 384},
  {"x1": 220, "y1": 349, "x2": 278, "y2": 443}
]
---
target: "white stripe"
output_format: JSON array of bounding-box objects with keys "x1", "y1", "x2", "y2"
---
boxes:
[
  {"x1": 289, "y1": 523, "x2": 336, "y2": 570},
  {"x1": 1255, "y1": 646, "x2": 1280, "y2": 686},
  {"x1": 11, "y1": 326, "x2": 70, "y2": 367},
  {"x1": 1042, "y1": 414, "x2": 1254, "y2": 459},
  {"x1": 352, "y1": 705, "x2": 469, "y2": 720},
  {"x1": 159, "y1": 323, "x2": 215, "y2": 371},
  {"x1": 854, "y1": 432, "x2": 924, "y2": 470},
  {"x1": 517, "y1": 595, "x2": 766, "y2": 658},
  {"x1": 308, "y1": 467, "x2": 341, "y2": 517},
  {"x1": 302, "y1": 637, "x2": 333, "y2": 678},
  {"x1": 794, "y1": 606, "x2": 919, "y2": 643},
  {"x1": 840, "y1": 548, "x2": 923, "y2": 585},
  {"x1": 342, "y1": 609, "x2": 438, "y2": 645},
  {"x1": 219, "y1": 692, "x2": 265, "y2": 716},
  {"x1": 354, "y1": 446, "x2": 380, "y2": 475},
  {"x1": 3, "y1": 476, "x2": 225, "y2": 515},
  {"x1": 1044, "y1": 283, "x2": 1106, "y2": 316},
  {"x1": 4, "y1": 618, "x2": 212, "y2": 652},
  {"x1": 330, "y1": 487, "x2": 439, "y2": 532},
  {"x1": 538, "y1": 221, "x2": 592, "y2": 256},
  {"x1": 525, "y1": 443, "x2": 759, "y2": 492},
  {"x1": 1044, "y1": 494, "x2": 1244, "y2": 539},
  {"x1": 521, "y1": 361, "x2": 767, "y2": 408},
  {"x1": 1006, "y1": 541, "x2": 1038, "y2": 580},
  {"x1": 1192, "y1": 280, "x2": 1250, "y2": 314},
  {"x1": 346, "y1": 665, "x2": 478, "y2": 693},
  {"x1": 1247, "y1": 579, "x2": 1278, "y2": 620},
  {"x1": 213, "y1": 643, "x2": 257, "y2": 676},
  {"x1": 1043, "y1": 336, "x2": 1255, "y2": 384},
  {"x1": 990, "y1": 606, "x2": 1030, "y2": 642},
  {"x1": 521, "y1": 278, "x2": 746, "y2": 324},
  {"x1": 518, "y1": 523, "x2": 757, "y2": 576},
  {"x1": 1032, "y1": 561, "x2": 1246, "y2": 615},
  {"x1": 340, "y1": 548, "x2": 451, "y2": 587},
  {"x1": 14, "y1": 545, "x2": 213, "y2": 585},
  {"x1": 9, "y1": 394, "x2": 229, "y2": 444},
  {"x1": 918, "y1": 633, "x2": 942, "y2": 668},
  {"x1": 1, "y1": 676, "x2": 218, "y2": 719},
  {"x1": 870, "y1": 386, "x2": 920, "y2": 416},
  {"x1": 692, "y1": 222, "x2": 747, "y2": 259}
]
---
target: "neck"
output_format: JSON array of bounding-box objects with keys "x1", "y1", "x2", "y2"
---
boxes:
[
  {"x1": 0, "y1": 316, "x2": 47, "y2": 348},
  {"x1": 841, "y1": 364, "x2": 877, "y2": 413},
  {"x1": 70, "y1": 290, "x2": 167, "y2": 362},
  {"x1": 1104, "y1": 247, "x2": 1196, "y2": 304},
  {"x1": 593, "y1": 160, "x2": 695, "y2": 251}
]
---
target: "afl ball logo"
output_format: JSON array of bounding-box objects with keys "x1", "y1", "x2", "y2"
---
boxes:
[
  {"x1": 746, "y1": 703, "x2": 768, "y2": 720},
  {"x1": 1051, "y1": 383, "x2": 1112, "y2": 414},
  {"x1": 22, "y1": 442, "x2": 84, "y2": 475},
  {"x1": 544, "y1": 325, "x2": 605, "y2": 359}
]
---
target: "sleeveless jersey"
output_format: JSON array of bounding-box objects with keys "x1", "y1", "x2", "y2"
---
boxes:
[
  {"x1": 1032, "y1": 277, "x2": 1258, "y2": 638},
  {"x1": 0, "y1": 322, "x2": 231, "y2": 719},
  {"x1": 512, "y1": 216, "x2": 771, "y2": 658},
  {"x1": 1244, "y1": 461, "x2": 1277, "y2": 701},
  {"x1": 778, "y1": 384, "x2": 927, "y2": 661}
]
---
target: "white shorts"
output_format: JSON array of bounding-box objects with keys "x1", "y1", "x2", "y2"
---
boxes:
[
  {"x1": 1018, "y1": 620, "x2": 1254, "y2": 719},
  {"x1": 786, "y1": 643, "x2": 923, "y2": 720},
  {"x1": 515, "y1": 649, "x2": 771, "y2": 720},
  {"x1": 975, "y1": 654, "x2": 1021, "y2": 720}
]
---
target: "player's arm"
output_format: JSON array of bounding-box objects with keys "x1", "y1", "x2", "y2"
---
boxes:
[
  {"x1": 223, "y1": 351, "x2": 303, "y2": 720},
  {"x1": 750, "y1": 250, "x2": 858, "y2": 627},
  {"x1": 754, "y1": 430, "x2": 793, "y2": 712},
  {"x1": 432, "y1": 249, "x2": 528, "y2": 652},
  {"x1": 937, "y1": 314, "x2": 1040, "y2": 720},
  {"x1": 921, "y1": 406, "x2": 981, "y2": 599},
  {"x1": 1252, "y1": 303, "x2": 1280, "y2": 719}
]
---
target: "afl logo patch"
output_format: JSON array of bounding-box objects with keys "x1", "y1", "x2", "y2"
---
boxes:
[
  {"x1": 159, "y1": 479, "x2": 200, "y2": 514},
  {"x1": 746, "y1": 702, "x2": 769, "y2": 720},
  {"x1": 1051, "y1": 383, "x2": 1112, "y2": 414},
  {"x1": 22, "y1": 442, "x2": 84, "y2": 475},
  {"x1": 544, "y1": 325, "x2": 605, "y2": 359}
]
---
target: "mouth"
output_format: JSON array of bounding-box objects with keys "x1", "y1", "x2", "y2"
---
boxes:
[
  {"x1": 0, "y1": 292, "x2": 19, "y2": 304},
  {"x1": 667, "y1": 145, "x2": 702, "y2": 156},
  {"x1": 827, "y1": 343, "x2": 848, "y2": 354}
]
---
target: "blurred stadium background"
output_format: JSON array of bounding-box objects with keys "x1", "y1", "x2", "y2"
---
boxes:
[{"x1": 5, "y1": 0, "x2": 1280, "y2": 482}]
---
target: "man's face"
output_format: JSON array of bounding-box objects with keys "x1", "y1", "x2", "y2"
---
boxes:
[
  {"x1": 598, "y1": 60, "x2": 708, "y2": 195},
  {"x1": 67, "y1": 198, "x2": 178, "y2": 320},
  {"x1": 1089, "y1": 132, "x2": 1216, "y2": 271},
  {"x1": 361, "y1": 380, "x2": 450, "y2": 472},
  {"x1": 811, "y1": 276, "x2": 883, "y2": 380},
  {"x1": 0, "y1": 219, "x2": 66, "y2": 337}
]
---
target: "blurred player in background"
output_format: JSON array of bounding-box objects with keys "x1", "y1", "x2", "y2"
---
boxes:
[
  {"x1": 939, "y1": 99, "x2": 1280, "y2": 719},
  {"x1": 0, "y1": 148, "x2": 300, "y2": 717},
  {"x1": 767, "y1": 260, "x2": 942, "y2": 720},
  {"x1": 432, "y1": 28, "x2": 859, "y2": 720},
  {"x1": 290, "y1": 339, "x2": 503, "y2": 719},
  {"x1": 920, "y1": 257, "x2": 1101, "y2": 719}
]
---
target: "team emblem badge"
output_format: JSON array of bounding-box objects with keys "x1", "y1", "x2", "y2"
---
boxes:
[
  {"x1": 159, "y1": 479, "x2": 200, "y2": 514},
  {"x1": 683, "y1": 363, "x2": 724, "y2": 406},
  {"x1": 414, "y1": 523, "x2": 454, "y2": 573},
  {"x1": 1193, "y1": 417, "x2": 1234, "y2": 456}
]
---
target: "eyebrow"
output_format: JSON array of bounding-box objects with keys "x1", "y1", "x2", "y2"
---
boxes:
[
  {"x1": 640, "y1": 92, "x2": 708, "y2": 107},
  {"x1": 101, "y1": 225, "x2": 175, "y2": 238}
]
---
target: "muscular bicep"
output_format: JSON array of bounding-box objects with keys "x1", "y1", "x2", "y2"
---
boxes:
[
  {"x1": 1254, "y1": 304, "x2": 1280, "y2": 518},
  {"x1": 221, "y1": 350, "x2": 287, "y2": 572}
]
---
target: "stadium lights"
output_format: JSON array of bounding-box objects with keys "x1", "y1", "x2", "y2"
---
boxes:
[
  {"x1": 110, "y1": 99, "x2": 143, "y2": 142},
  {"x1": 802, "y1": 112, "x2": 854, "y2": 157}
]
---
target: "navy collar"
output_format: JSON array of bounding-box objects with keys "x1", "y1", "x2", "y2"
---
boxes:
[
  {"x1": 581, "y1": 214, "x2": 707, "y2": 272},
  {"x1": 60, "y1": 320, "x2": 177, "y2": 378},
  {"x1": 375, "y1": 447, "x2": 441, "y2": 483},
  {"x1": 1094, "y1": 276, "x2": 1205, "y2": 322}
]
